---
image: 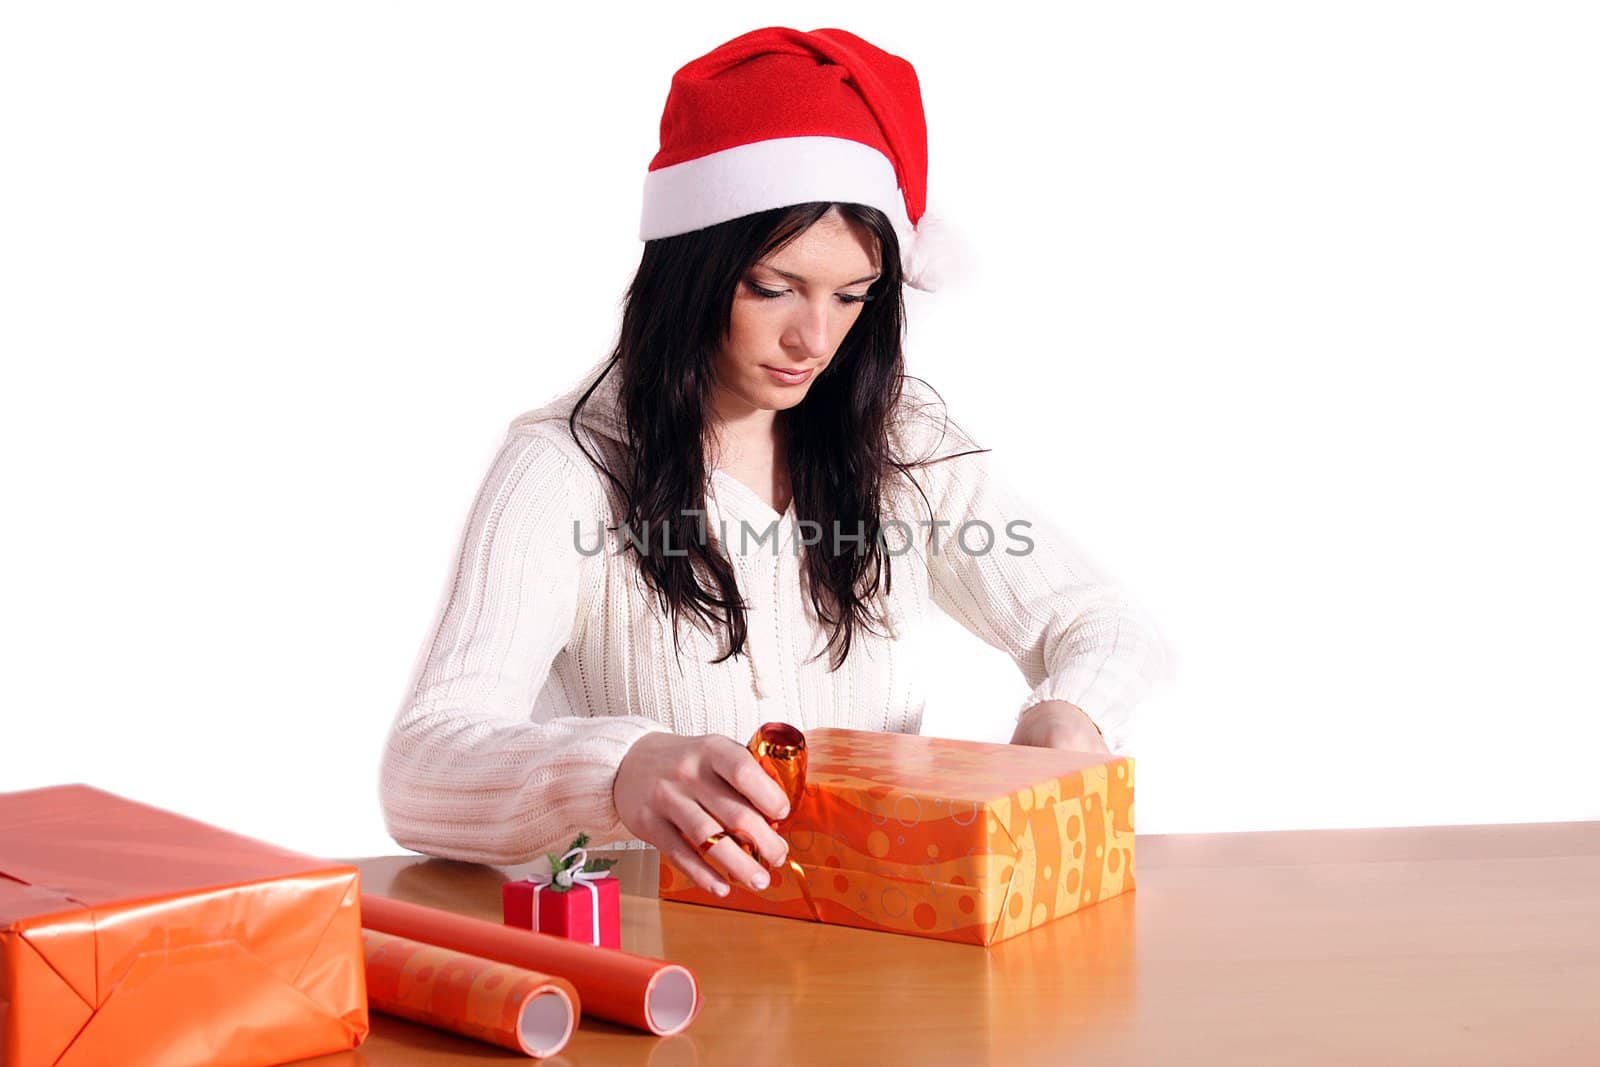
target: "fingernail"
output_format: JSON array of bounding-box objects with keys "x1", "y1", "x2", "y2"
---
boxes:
[
  {"x1": 712, "y1": 881, "x2": 730, "y2": 897},
  {"x1": 750, "y1": 871, "x2": 769, "y2": 890}
]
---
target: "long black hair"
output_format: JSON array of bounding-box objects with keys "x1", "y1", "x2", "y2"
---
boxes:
[{"x1": 569, "y1": 201, "x2": 986, "y2": 672}]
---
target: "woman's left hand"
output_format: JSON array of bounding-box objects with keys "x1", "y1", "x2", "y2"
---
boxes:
[{"x1": 1009, "y1": 700, "x2": 1110, "y2": 754}]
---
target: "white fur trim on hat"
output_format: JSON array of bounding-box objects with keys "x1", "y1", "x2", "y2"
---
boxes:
[{"x1": 640, "y1": 135, "x2": 945, "y2": 291}]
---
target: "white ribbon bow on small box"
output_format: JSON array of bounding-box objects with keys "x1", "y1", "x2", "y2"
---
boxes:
[{"x1": 528, "y1": 845, "x2": 606, "y2": 946}]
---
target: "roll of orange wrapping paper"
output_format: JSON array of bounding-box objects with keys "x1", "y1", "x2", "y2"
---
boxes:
[
  {"x1": 360, "y1": 894, "x2": 700, "y2": 1036},
  {"x1": 362, "y1": 929, "x2": 577, "y2": 1058}
]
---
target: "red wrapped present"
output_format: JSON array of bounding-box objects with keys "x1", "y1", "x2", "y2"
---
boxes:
[
  {"x1": 502, "y1": 838, "x2": 621, "y2": 949},
  {"x1": 0, "y1": 783, "x2": 368, "y2": 1067}
]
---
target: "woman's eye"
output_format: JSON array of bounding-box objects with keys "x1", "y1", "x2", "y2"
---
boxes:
[{"x1": 747, "y1": 281, "x2": 874, "y2": 306}]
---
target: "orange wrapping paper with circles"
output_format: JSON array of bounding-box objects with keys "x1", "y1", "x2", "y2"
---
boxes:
[
  {"x1": 658, "y1": 727, "x2": 1135, "y2": 946},
  {"x1": 361, "y1": 929, "x2": 576, "y2": 1058},
  {"x1": 359, "y1": 894, "x2": 700, "y2": 1036}
]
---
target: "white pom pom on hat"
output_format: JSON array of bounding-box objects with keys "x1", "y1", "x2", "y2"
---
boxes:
[
  {"x1": 900, "y1": 210, "x2": 961, "y2": 293},
  {"x1": 640, "y1": 26, "x2": 957, "y2": 293}
]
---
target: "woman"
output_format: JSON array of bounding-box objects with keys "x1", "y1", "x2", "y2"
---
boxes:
[{"x1": 378, "y1": 27, "x2": 1165, "y2": 899}]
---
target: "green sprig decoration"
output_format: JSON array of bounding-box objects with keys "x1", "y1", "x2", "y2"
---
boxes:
[{"x1": 544, "y1": 832, "x2": 618, "y2": 891}]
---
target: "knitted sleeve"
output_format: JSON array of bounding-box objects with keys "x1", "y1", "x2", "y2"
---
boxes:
[
  {"x1": 901, "y1": 391, "x2": 1167, "y2": 754},
  {"x1": 378, "y1": 423, "x2": 669, "y2": 865}
]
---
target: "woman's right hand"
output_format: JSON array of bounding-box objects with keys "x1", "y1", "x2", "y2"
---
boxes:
[{"x1": 613, "y1": 731, "x2": 793, "y2": 896}]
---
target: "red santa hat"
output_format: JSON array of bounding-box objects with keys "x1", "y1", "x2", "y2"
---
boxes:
[{"x1": 640, "y1": 27, "x2": 954, "y2": 292}]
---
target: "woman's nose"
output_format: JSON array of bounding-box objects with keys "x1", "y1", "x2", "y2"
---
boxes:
[{"x1": 784, "y1": 299, "x2": 833, "y2": 360}]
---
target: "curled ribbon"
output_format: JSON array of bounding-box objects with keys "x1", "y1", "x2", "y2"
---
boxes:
[
  {"x1": 529, "y1": 845, "x2": 605, "y2": 945},
  {"x1": 745, "y1": 722, "x2": 821, "y2": 923}
]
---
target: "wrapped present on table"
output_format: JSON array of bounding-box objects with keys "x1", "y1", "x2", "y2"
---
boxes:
[
  {"x1": 658, "y1": 725, "x2": 1135, "y2": 947},
  {"x1": 502, "y1": 834, "x2": 622, "y2": 949},
  {"x1": 0, "y1": 784, "x2": 369, "y2": 1067}
]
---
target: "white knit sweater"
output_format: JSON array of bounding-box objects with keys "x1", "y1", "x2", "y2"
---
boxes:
[{"x1": 378, "y1": 359, "x2": 1166, "y2": 864}]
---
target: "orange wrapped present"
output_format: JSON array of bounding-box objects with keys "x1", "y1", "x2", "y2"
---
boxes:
[
  {"x1": 0, "y1": 784, "x2": 369, "y2": 1067},
  {"x1": 658, "y1": 727, "x2": 1135, "y2": 946}
]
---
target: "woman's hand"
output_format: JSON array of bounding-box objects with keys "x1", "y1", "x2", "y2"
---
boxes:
[
  {"x1": 1009, "y1": 700, "x2": 1110, "y2": 754},
  {"x1": 613, "y1": 732, "x2": 793, "y2": 897}
]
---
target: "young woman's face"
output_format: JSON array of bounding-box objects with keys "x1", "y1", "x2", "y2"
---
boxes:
[{"x1": 712, "y1": 207, "x2": 881, "y2": 419}]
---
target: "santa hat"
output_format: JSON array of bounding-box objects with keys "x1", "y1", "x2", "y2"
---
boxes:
[{"x1": 640, "y1": 27, "x2": 955, "y2": 292}]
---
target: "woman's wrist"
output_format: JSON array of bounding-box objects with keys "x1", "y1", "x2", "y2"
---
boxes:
[{"x1": 1010, "y1": 699, "x2": 1109, "y2": 754}]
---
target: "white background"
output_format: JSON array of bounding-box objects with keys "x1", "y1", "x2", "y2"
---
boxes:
[{"x1": 3, "y1": 3, "x2": 1596, "y2": 859}]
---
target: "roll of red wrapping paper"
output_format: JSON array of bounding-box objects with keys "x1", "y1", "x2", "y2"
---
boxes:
[
  {"x1": 360, "y1": 894, "x2": 700, "y2": 1036},
  {"x1": 361, "y1": 929, "x2": 577, "y2": 1057}
]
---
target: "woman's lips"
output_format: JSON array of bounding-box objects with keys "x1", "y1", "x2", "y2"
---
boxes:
[{"x1": 763, "y1": 365, "x2": 814, "y2": 386}]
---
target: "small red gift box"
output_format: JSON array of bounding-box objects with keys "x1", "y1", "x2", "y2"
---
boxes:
[{"x1": 503, "y1": 875, "x2": 621, "y2": 949}]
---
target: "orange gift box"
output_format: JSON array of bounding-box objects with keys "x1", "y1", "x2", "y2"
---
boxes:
[
  {"x1": 0, "y1": 784, "x2": 369, "y2": 1067},
  {"x1": 658, "y1": 728, "x2": 1135, "y2": 946}
]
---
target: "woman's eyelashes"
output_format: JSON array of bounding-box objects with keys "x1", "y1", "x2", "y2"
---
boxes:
[{"x1": 747, "y1": 280, "x2": 873, "y2": 305}]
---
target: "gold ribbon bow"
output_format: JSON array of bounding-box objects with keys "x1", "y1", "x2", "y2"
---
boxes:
[{"x1": 745, "y1": 722, "x2": 822, "y2": 921}]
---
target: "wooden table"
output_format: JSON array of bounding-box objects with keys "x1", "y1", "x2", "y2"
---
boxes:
[{"x1": 306, "y1": 823, "x2": 1600, "y2": 1065}]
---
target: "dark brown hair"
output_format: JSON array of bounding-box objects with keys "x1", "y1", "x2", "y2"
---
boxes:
[{"x1": 570, "y1": 202, "x2": 986, "y2": 672}]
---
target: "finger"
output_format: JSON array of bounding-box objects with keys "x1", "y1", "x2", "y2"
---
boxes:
[
  {"x1": 709, "y1": 741, "x2": 792, "y2": 822},
  {"x1": 661, "y1": 791, "x2": 773, "y2": 893},
  {"x1": 637, "y1": 809, "x2": 730, "y2": 897},
  {"x1": 699, "y1": 776, "x2": 790, "y2": 868}
]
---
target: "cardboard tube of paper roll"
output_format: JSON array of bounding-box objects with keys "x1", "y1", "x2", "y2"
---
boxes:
[{"x1": 360, "y1": 894, "x2": 699, "y2": 1036}]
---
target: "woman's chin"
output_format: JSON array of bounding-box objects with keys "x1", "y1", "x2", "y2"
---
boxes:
[
  {"x1": 717, "y1": 374, "x2": 815, "y2": 415},
  {"x1": 748, "y1": 383, "x2": 813, "y2": 411},
  {"x1": 771, "y1": 390, "x2": 813, "y2": 411}
]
